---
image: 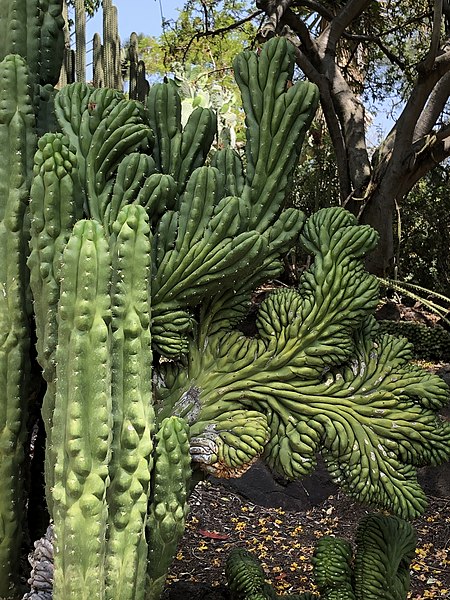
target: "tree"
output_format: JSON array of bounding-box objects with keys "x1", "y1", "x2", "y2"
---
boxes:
[
  {"x1": 254, "y1": 0, "x2": 450, "y2": 275},
  {"x1": 183, "y1": 0, "x2": 450, "y2": 276}
]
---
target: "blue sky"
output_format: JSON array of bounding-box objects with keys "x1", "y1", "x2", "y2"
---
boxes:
[{"x1": 87, "y1": 0, "x2": 181, "y2": 41}]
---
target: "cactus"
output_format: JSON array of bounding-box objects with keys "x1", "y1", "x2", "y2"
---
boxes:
[
  {"x1": 0, "y1": 20, "x2": 446, "y2": 599},
  {"x1": 225, "y1": 513, "x2": 417, "y2": 600},
  {"x1": 0, "y1": 2, "x2": 64, "y2": 596},
  {"x1": 0, "y1": 53, "x2": 35, "y2": 600},
  {"x1": 377, "y1": 319, "x2": 450, "y2": 360}
]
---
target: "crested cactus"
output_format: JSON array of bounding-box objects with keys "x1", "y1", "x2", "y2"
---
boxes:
[{"x1": 225, "y1": 513, "x2": 417, "y2": 600}]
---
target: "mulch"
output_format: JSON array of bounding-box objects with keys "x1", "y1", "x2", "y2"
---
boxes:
[
  {"x1": 163, "y1": 358, "x2": 450, "y2": 600},
  {"x1": 163, "y1": 479, "x2": 450, "y2": 600}
]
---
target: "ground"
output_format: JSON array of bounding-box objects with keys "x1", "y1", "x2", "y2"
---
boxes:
[
  {"x1": 163, "y1": 480, "x2": 450, "y2": 600},
  {"x1": 163, "y1": 360, "x2": 450, "y2": 600}
]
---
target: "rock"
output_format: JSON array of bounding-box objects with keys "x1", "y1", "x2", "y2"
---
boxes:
[{"x1": 211, "y1": 458, "x2": 338, "y2": 511}]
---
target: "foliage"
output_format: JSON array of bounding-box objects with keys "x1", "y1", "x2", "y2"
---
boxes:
[{"x1": 395, "y1": 166, "x2": 450, "y2": 296}]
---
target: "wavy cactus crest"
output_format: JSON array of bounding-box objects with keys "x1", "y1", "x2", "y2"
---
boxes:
[{"x1": 158, "y1": 207, "x2": 450, "y2": 519}]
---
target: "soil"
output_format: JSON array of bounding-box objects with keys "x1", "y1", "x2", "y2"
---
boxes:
[{"x1": 162, "y1": 362, "x2": 450, "y2": 600}]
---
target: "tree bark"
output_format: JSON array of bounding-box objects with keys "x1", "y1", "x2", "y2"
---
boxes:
[{"x1": 256, "y1": 0, "x2": 450, "y2": 276}]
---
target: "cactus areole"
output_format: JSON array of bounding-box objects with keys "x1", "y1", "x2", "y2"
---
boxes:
[{"x1": 0, "y1": 5, "x2": 448, "y2": 598}]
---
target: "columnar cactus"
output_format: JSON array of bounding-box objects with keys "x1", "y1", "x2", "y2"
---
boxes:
[
  {"x1": 0, "y1": 53, "x2": 35, "y2": 600},
  {"x1": 225, "y1": 513, "x2": 417, "y2": 600},
  {"x1": 0, "y1": 2, "x2": 64, "y2": 596}
]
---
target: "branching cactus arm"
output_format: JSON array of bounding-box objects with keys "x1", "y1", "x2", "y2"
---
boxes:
[
  {"x1": 28, "y1": 132, "x2": 83, "y2": 511},
  {"x1": 0, "y1": 53, "x2": 35, "y2": 600},
  {"x1": 105, "y1": 204, "x2": 154, "y2": 600},
  {"x1": 51, "y1": 219, "x2": 112, "y2": 600},
  {"x1": 235, "y1": 38, "x2": 319, "y2": 231},
  {"x1": 54, "y1": 84, "x2": 154, "y2": 224},
  {"x1": 147, "y1": 82, "x2": 217, "y2": 193}
]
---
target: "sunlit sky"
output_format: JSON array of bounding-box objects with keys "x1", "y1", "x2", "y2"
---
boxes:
[
  {"x1": 87, "y1": 0, "x2": 180, "y2": 41},
  {"x1": 83, "y1": 0, "x2": 393, "y2": 140}
]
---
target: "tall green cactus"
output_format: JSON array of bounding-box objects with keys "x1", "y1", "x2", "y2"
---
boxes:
[
  {"x1": 0, "y1": 53, "x2": 35, "y2": 600},
  {"x1": 0, "y1": 3, "x2": 64, "y2": 596}
]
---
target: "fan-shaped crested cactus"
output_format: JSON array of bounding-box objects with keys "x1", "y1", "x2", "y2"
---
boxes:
[{"x1": 225, "y1": 513, "x2": 417, "y2": 600}]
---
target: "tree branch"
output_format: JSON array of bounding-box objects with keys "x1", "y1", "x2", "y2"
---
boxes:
[
  {"x1": 421, "y1": 0, "x2": 444, "y2": 71},
  {"x1": 182, "y1": 10, "x2": 263, "y2": 61},
  {"x1": 324, "y1": 0, "x2": 372, "y2": 53},
  {"x1": 414, "y1": 71, "x2": 450, "y2": 139},
  {"x1": 399, "y1": 123, "x2": 450, "y2": 195},
  {"x1": 343, "y1": 32, "x2": 407, "y2": 70}
]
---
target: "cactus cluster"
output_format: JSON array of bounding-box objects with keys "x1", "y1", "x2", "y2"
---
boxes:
[
  {"x1": 0, "y1": 1, "x2": 449, "y2": 598},
  {"x1": 377, "y1": 319, "x2": 450, "y2": 360},
  {"x1": 225, "y1": 513, "x2": 417, "y2": 600}
]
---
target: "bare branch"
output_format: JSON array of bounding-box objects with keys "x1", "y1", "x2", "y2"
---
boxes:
[
  {"x1": 283, "y1": 8, "x2": 317, "y2": 53},
  {"x1": 324, "y1": 0, "x2": 372, "y2": 52},
  {"x1": 293, "y1": 0, "x2": 334, "y2": 22},
  {"x1": 399, "y1": 123, "x2": 450, "y2": 194},
  {"x1": 390, "y1": 48, "x2": 450, "y2": 163},
  {"x1": 421, "y1": 0, "x2": 444, "y2": 71},
  {"x1": 414, "y1": 71, "x2": 450, "y2": 139},
  {"x1": 256, "y1": 0, "x2": 294, "y2": 37},
  {"x1": 343, "y1": 32, "x2": 407, "y2": 70}
]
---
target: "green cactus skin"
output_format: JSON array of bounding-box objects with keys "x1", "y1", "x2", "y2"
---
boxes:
[
  {"x1": 93, "y1": 32, "x2": 104, "y2": 88},
  {"x1": 147, "y1": 82, "x2": 217, "y2": 193},
  {"x1": 0, "y1": 0, "x2": 64, "y2": 138},
  {"x1": 210, "y1": 148, "x2": 245, "y2": 198},
  {"x1": 105, "y1": 204, "x2": 154, "y2": 600},
  {"x1": 226, "y1": 548, "x2": 277, "y2": 600},
  {"x1": 146, "y1": 416, "x2": 191, "y2": 600},
  {"x1": 0, "y1": 0, "x2": 64, "y2": 87},
  {"x1": 107, "y1": 153, "x2": 157, "y2": 229},
  {"x1": 51, "y1": 219, "x2": 112, "y2": 600},
  {"x1": 28, "y1": 132, "x2": 83, "y2": 511},
  {"x1": 54, "y1": 83, "x2": 154, "y2": 223},
  {"x1": 312, "y1": 538, "x2": 356, "y2": 600},
  {"x1": 0, "y1": 53, "x2": 35, "y2": 600},
  {"x1": 353, "y1": 514, "x2": 416, "y2": 600},
  {"x1": 234, "y1": 38, "x2": 319, "y2": 231}
]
